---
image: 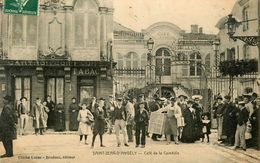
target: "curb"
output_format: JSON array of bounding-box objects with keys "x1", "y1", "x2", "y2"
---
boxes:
[{"x1": 214, "y1": 143, "x2": 260, "y2": 161}]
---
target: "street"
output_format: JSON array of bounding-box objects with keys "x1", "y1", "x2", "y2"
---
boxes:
[{"x1": 0, "y1": 132, "x2": 259, "y2": 163}]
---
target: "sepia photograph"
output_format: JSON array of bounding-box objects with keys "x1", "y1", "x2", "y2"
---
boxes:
[{"x1": 0, "y1": 0, "x2": 260, "y2": 163}]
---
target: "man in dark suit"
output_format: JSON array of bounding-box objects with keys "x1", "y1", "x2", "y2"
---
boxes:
[{"x1": 0, "y1": 95, "x2": 18, "y2": 158}]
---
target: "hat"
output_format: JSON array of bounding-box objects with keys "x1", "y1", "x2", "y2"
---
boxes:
[
  {"x1": 192, "y1": 95, "x2": 203, "y2": 100},
  {"x1": 224, "y1": 95, "x2": 231, "y2": 100},
  {"x1": 139, "y1": 102, "x2": 145, "y2": 106},
  {"x1": 170, "y1": 97, "x2": 176, "y2": 101},
  {"x1": 153, "y1": 94, "x2": 158, "y2": 99},
  {"x1": 117, "y1": 97, "x2": 123, "y2": 101},
  {"x1": 71, "y1": 97, "x2": 76, "y2": 100},
  {"x1": 3, "y1": 95, "x2": 12, "y2": 102},
  {"x1": 216, "y1": 96, "x2": 223, "y2": 100},
  {"x1": 99, "y1": 97, "x2": 105, "y2": 101},
  {"x1": 20, "y1": 97, "x2": 27, "y2": 101},
  {"x1": 238, "y1": 101, "x2": 245, "y2": 105},
  {"x1": 187, "y1": 99, "x2": 194, "y2": 104},
  {"x1": 178, "y1": 95, "x2": 188, "y2": 99},
  {"x1": 242, "y1": 93, "x2": 251, "y2": 98},
  {"x1": 159, "y1": 97, "x2": 167, "y2": 101},
  {"x1": 109, "y1": 95, "x2": 113, "y2": 98}
]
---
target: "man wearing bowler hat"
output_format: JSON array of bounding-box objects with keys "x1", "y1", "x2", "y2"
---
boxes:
[
  {"x1": 17, "y1": 97, "x2": 30, "y2": 135},
  {"x1": 0, "y1": 95, "x2": 17, "y2": 158}
]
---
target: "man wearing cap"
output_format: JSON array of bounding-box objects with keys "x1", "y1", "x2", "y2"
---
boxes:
[
  {"x1": 222, "y1": 95, "x2": 237, "y2": 145},
  {"x1": 233, "y1": 101, "x2": 249, "y2": 151},
  {"x1": 125, "y1": 97, "x2": 135, "y2": 142},
  {"x1": 17, "y1": 97, "x2": 30, "y2": 135},
  {"x1": 0, "y1": 95, "x2": 17, "y2": 158},
  {"x1": 114, "y1": 97, "x2": 129, "y2": 147}
]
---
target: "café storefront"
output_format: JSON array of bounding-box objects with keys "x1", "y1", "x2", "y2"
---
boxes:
[{"x1": 0, "y1": 60, "x2": 113, "y2": 131}]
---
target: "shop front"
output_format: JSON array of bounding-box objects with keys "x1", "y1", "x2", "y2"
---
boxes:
[{"x1": 0, "y1": 60, "x2": 113, "y2": 131}]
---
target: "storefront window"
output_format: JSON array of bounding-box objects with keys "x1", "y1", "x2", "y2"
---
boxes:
[
  {"x1": 14, "y1": 77, "x2": 31, "y2": 109},
  {"x1": 47, "y1": 78, "x2": 64, "y2": 104}
]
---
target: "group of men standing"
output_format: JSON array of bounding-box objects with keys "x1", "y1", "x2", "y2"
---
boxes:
[{"x1": 213, "y1": 93, "x2": 259, "y2": 151}]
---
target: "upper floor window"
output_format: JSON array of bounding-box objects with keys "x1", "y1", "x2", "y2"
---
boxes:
[
  {"x1": 74, "y1": 0, "x2": 98, "y2": 48},
  {"x1": 125, "y1": 52, "x2": 139, "y2": 69},
  {"x1": 243, "y1": 44, "x2": 250, "y2": 59},
  {"x1": 227, "y1": 48, "x2": 236, "y2": 61},
  {"x1": 242, "y1": 7, "x2": 249, "y2": 31},
  {"x1": 155, "y1": 48, "x2": 171, "y2": 76},
  {"x1": 189, "y1": 52, "x2": 202, "y2": 76},
  {"x1": 12, "y1": 15, "x2": 37, "y2": 47}
]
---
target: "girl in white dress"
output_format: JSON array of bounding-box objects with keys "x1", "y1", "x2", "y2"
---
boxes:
[{"x1": 77, "y1": 103, "x2": 94, "y2": 145}]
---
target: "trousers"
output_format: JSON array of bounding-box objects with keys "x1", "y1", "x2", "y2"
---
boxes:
[
  {"x1": 2, "y1": 139, "x2": 13, "y2": 156},
  {"x1": 234, "y1": 124, "x2": 246, "y2": 149},
  {"x1": 115, "y1": 119, "x2": 127, "y2": 145},
  {"x1": 136, "y1": 123, "x2": 146, "y2": 145},
  {"x1": 20, "y1": 114, "x2": 29, "y2": 135}
]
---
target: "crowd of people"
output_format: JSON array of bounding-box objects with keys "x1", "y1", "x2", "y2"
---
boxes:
[
  {"x1": 213, "y1": 92, "x2": 260, "y2": 151},
  {"x1": 0, "y1": 91, "x2": 259, "y2": 158}
]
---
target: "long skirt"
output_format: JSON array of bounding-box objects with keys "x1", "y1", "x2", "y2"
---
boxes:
[
  {"x1": 69, "y1": 111, "x2": 79, "y2": 131},
  {"x1": 78, "y1": 122, "x2": 91, "y2": 135},
  {"x1": 93, "y1": 119, "x2": 105, "y2": 135}
]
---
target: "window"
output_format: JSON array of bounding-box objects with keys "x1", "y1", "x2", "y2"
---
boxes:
[
  {"x1": 242, "y1": 7, "x2": 249, "y2": 31},
  {"x1": 155, "y1": 48, "x2": 171, "y2": 76},
  {"x1": 220, "y1": 52, "x2": 225, "y2": 62},
  {"x1": 14, "y1": 77, "x2": 31, "y2": 110},
  {"x1": 117, "y1": 53, "x2": 124, "y2": 68},
  {"x1": 189, "y1": 53, "x2": 202, "y2": 76},
  {"x1": 74, "y1": 0, "x2": 98, "y2": 47},
  {"x1": 12, "y1": 15, "x2": 37, "y2": 47},
  {"x1": 205, "y1": 54, "x2": 211, "y2": 70},
  {"x1": 243, "y1": 44, "x2": 250, "y2": 59},
  {"x1": 124, "y1": 52, "x2": 139, "y2": 69},
  {"x1": 47, "y1": 78, "x2": 64, "y2": 104},
  {"x1": 227, "y1": 48, "x2": 236, "y2": 60},
  {"x1": 141, "y1": 53, "x2": 147, "y2": 68}
]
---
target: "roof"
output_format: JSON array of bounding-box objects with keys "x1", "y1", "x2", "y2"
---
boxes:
[
  {"x1": 215, "y1": 16, "x2": 228, "y2": 30},
  {"x1": 181, "y1": 33, "x2": 216, "y2": 40}
]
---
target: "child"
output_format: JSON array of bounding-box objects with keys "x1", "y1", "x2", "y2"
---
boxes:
[
  {"x1": 77, "y1": 103, "x2": 94, "y2": 145},
  {"x1": 201, "y1": 112, "x2": 211, "y2": 143}
]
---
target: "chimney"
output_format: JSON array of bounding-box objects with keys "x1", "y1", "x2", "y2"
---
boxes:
[
  {"x1": 191, "y1": 25, "x2": 198, "y2": 33},
  {"x1": 199, "y1": 27, "x2": 203, "y2": 34}
]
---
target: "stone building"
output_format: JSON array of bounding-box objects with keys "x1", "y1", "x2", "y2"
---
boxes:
[
  {"x1": 215, "y1": 0, "x2": 259, "y2": 97},
  {"x1": 0, "y1": 0, "x2": 114, "y2": 130},
  {"x1": 113, "y1": 22, "x2": 216, "y2": 109}
]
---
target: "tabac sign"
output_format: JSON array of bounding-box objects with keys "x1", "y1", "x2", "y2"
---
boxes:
[{"x1": 3, "y1": 0, "x2": 39, "y2": 16}]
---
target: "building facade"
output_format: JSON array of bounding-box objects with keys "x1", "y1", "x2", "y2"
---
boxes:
[
  {"x1": 114, "y1": 22, "x2": 216, "y2": 109},
  {"x1": 0, "y1": 0, "x2": 114, "y2": 130},
  {"x1": 215, "y1": 0, "x2": 259, "y2": 97}
]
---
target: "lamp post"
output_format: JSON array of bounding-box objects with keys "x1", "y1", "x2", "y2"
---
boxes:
[
  {"x1": 146, "y1": 38, "x2": 155, "y2": 85},
  {"x1": 212, "y1": 40, "x2": 220, "y2": 96},
  {"x1": 225, "y1": 13, "x2": 260, "y2": 150}
]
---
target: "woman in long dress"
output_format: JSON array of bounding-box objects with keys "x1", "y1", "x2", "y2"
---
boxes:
[{"x1": 77, "y1": 103, "x2": 94, "y2": 145}]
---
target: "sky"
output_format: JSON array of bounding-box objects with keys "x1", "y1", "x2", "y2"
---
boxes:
[{"x1": 113, "y1": 0, "x2": 236, "y2": 34}]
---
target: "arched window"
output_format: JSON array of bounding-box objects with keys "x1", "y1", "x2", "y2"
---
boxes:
[
  {"x1": 125, "y1": 52, "x2": 139, "y2": 69},
  {"x1": 189, "y1": 52, "x2": 202, "y2": 76},
  {"x1": 141, "y1": 53, "x2": 147, "y2": 68},
  {"x1": 155, "y1": 48, "x2": 171, "y2": 76},
  {"x1": 205, "y1": 54, "x2": 211, "y2": 70},
  {"x1": 117, "y1": 53, "x2": 123, "y2": 68}
]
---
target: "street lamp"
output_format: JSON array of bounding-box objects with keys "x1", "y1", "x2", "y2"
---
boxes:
[
  {"x1": 212, "y1": 40, "x2": 220, "y2": 95},
  {"x1": 146, "y1": 38, "x2": 155, "y2": 85},
  {"x1": 225, "y1": 13, "x2": 260, "y2": 150}
]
